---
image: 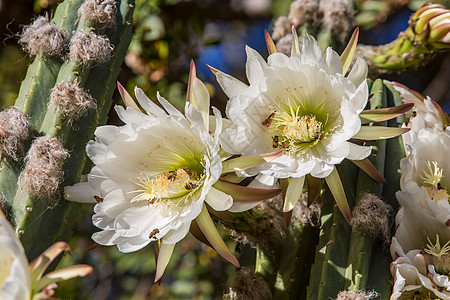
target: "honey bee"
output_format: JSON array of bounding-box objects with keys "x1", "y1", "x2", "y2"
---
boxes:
[
  {"x1": 262, "y1": 112, "x2": 276, "y2": 127},
  {"x1": 183, "y1": 168, "x2": 195, "y2": 176},
  {"x1": 149, "y1": 228, "x2": 159, "y2": 239},
  {"x1": 94, "y1": 195, "x2": 103, "y2": 203},
  {"x1": 314, "y1": 132, "x2": 324, "y2": 141},
  {"x1": 272, "y1": 136, "x2": 280, "y2": 148},
  {"x1": 185, "y1": 182, "x2": 197, "y2": 190},
  {"x1": 167, "y1": 171, "x2": 177, "y2": 180}
]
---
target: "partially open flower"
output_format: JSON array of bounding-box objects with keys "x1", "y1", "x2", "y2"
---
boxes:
[
  {"x1": 213, "y1": 28, "x2": 409, "y2": 222},
  {"x1": 0, "y1": 211, "x2": 92, "y2": 300},
  {"x1": 64, "y1": 63, "x2": 281, "y2": 281},
  {"x1": 391, "y1": 238, "x2": 450, "y2": 299},
  {"x1": 391, "y1": 95, "x2": 450, "y2": 299}
]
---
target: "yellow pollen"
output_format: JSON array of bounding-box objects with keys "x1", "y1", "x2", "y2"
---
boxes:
[
  {"x1": 129, "y1": 168, "x2": 199, "y2": 206},
  {"x1": 272, "y1": 109, "x2": 324, "y2": 154},
  {"x1": 424, "y1": 234, "x2": 450, "y2": 258},
  {"x1": 281, "y1": 115, "x2": 322, "y2": 142}
]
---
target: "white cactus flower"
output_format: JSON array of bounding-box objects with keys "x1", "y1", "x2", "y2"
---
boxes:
[
  {"x1": 212, "y1": 28, "x2": 409, "y2": 221},
  {"x1": 64, "y1": 64, "x2": 283, "y2": 281},
  {"x1": 0, "y1": 212, "x2": 91, "y2": 300},
  {"x1": 391, "y1": 93, "x2": 450, "y2": 299}
]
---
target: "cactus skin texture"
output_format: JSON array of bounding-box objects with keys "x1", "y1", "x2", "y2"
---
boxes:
[
  {"x1": 2, "y1": 0, "x2": 135, "y2": 260},
  {"x1": 305, "y1": 79, "x2": 406, "y2": 299},
  {"x1": 343, "y1": 79, "x2": 387, "y2": 293}
]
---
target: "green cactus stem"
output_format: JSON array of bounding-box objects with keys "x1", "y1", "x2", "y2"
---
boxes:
[
  {"x1": 273, "y1": 222, "x2": 319, "y2": 299},
  {"x1": 344, "y1": 79, "x2": 387, "y2": 291},
  {"x1": 15, "y1": 0, "x2": 84, "y2": 129},
  {"x1": 357, "y1": 36, "x2": 437, "y2": 74},
  {"x1": 358, "y1": 3, "x2": 450, "y2": 75},
  {"x1": 0, "y1": 0, "x2": 84, "y2": 215},
  {"x1": 365, "y1": 82, "x2": 406, "y2": 299},
  {"x1": 11, "y1": 0, "x2": 135, "y2": 260}
]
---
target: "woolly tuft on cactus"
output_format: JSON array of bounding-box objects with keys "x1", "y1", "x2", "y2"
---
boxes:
[
  {"x1": 0, "y1": 107, "x2": 31, "y2": 160},
  {"x1": 50, "y1": 80, "x2": 96, "y2": 121},
  {"x1": 19, "y1": 16, "x2": 68, "y2": 57},
  {"x1": 351, "y1": 193, "x2": 392, "y2": 242},
  {"x1": 69, "y1": 31, "x2": 113, "y2": 65},
  {"x1": 78, "y1": 0, "x2": 117, "y2": 28},
  {"x1": 19, "y1": 136, "x2": 69, "y2": 200}
]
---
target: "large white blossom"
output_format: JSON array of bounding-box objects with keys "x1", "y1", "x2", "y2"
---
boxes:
[
  {"x1": 65, "y1": 88, "x2": 229, "y2": 251},
  {"x1": 213, "y1": 30, "x2": 408, "y2": 219},
  {"x1": 218, "y1": 34, "x2": 370, "y2": 180},
  {"x1": 62, "y1": 67, "x2": 279, "y2": 280}
]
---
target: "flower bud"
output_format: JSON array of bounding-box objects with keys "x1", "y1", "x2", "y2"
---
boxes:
[{"x1": 409, "y1": 3, "x2": 450, "y2": 49}]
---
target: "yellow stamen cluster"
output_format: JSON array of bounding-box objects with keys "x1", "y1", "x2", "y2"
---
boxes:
[
  {"x1": 424, "y1": 234, "x2": 450, "y2": 258},
  {"x1": 129, "y1": 168, "x2": 200, "y2": 207},
  {"x1": 421, "y1": 161, "x2": 443, "y2": 189},
  {"x1": 420, "y1": 161, "x2": 449, "y2": 202},
  {"x1": 425, "y1": 235, "x2": 450, "y2": 275},
  {"x1": 271, "y1": 106, "x2": 324, "y2": 154}
]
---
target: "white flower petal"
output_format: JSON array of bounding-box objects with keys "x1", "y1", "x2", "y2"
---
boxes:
[
  {"x1": 346, "y1": 142, "x2": 372, "y2": 160},
  {"x1": 0, "y1": 216, "x2": 31, "y2": 300},
  {"x1": 205, "y1": 186, "x2": 233, "y2": 211},
  {"x1": 162, "y1": 222, "x2": 191, "y2": 245},
  {"x1": 301, "y1": 34, "x2": 324, "y2": 66},
  {"x1": 135, "y1": 87, "x2": 166, "y2": 117},
  {"x1": 215, "y1": 69, "x2": 248, "y2": 98},
  {"x1": 64, "y1": 182, "x2": 96, "y2": 203},
  {"x1": 347, "y1": 57, "x2": 368, "y2": 87},
  {"x1": 245, "y1": 45, "x2": 268, "y2": 84},
  {"x1": 156, "y1": 92, "x2": 184, "y2": 118},
  {"x1": 192, "y1": 78, "x2": 210, "y2": 130}
]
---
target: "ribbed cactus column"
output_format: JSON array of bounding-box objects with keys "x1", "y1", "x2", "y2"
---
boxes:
[
  {"x1": 306, "y1": 79, "x2": 407, "y2": 299},
  {"x1": 1, "y1": 0, "x2": 135, "y2": 260},
  {"x1": 0, "y1": 0, "x2": 84, "y2": 215},
  {"x1": 343, "y1": 79, "x2": 388, "y2": 293}
]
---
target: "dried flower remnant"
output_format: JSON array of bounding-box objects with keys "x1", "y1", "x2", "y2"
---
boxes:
[
  {"x1": 20, "y1": 136, "x2": 69, "y2": 200},
  {"x1": 224, "y1": 267, "x2": 272, "y2": 300},
  {"x1": 351, "y1": 193, "x2": 391, "y2": 242},
  {"x1": 228, "y1": 198, "x2": 286, "y2": 251},
  {"x1": 0, "y1": 107, "x2": 31, "y2": 160},
  {"x1": 78, "y1": 0, "x2": 117, "y2": 28},
  {"x1": 288, "y1": 0, "x2": 319, "y2": 27},
  {"x1": 272, "y1": 16, "x2": 291, "y2": 41},
  {"x1": 69, "y1": 31, "x2": 113, "y2": 65},
  {"x1": 50, "y1": 80, "x2": 96, "y2": 121},
  {"x1": 19, "y1": 16, "x2": 67, "y2": 57},
  {"x1": 319, "y1": 0, "x2": 355, "y2": 44}
]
